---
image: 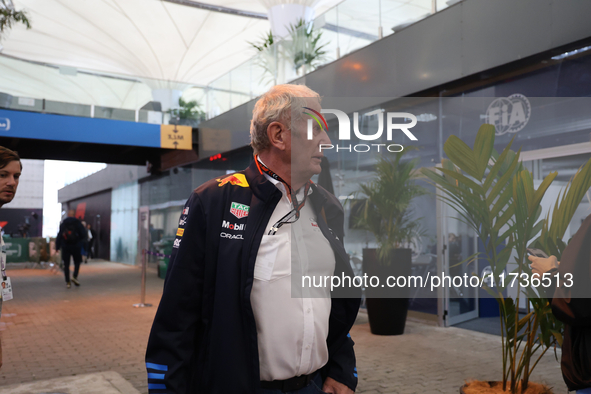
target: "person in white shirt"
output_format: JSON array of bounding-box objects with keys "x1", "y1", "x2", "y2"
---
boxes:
[{"x1": 146, "y1": 84, "x2": 360, "y2": 394}]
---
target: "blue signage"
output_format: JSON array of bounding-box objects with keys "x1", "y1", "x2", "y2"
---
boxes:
[{"x1": 0, "y1": 109, "x2": 161, "y2": 148}]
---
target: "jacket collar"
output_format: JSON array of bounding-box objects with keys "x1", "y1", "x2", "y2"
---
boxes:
[
  {"x1": 245, "y1": 159, "x2": 329, "y2": 207},
  {"x1": 243, "y1": 159, "x2": 282, "y2": 202}
]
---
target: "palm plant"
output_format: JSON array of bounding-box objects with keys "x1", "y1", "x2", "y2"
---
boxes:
[
  {"x1": 249, "y1": 30, "x2": 278, "y2": 86},
  {"x1": 421, "y1": 124, "x2": 591, "y2": 393},
  {"x1": 168, "y1": 98, "x2": 205, "y2": 125},
  {"x1": 356, "y1": 150, "x2": 426, "y2": 264},
  {"x1": 249, "y1": 30, "x2": 275, "y2": 52},
  {"x1": 249, "y1": 19, "x2": 327, "y2": 82},
  {"x1": 284, "y1": 19, "x2": 327, "y2": 74},
  {"x1": 0, "y1": 0, "x2": 30, "y2": 36}
]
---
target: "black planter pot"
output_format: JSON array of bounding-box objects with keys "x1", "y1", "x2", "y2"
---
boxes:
[{"x1": 362, "y1": 248, "x2": 412, "y2": 335}]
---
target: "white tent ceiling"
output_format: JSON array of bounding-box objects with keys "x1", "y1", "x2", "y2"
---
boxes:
[
  {"x1": 2, "y1": 0, "x2": 342, "y2": 86},
  {"x1": 0, "y1": 0, "x2": 445, "y2": 111}
]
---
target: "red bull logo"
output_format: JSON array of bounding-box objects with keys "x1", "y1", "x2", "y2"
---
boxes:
[{"x1": 217, "y1": 173, "x2": 249, "y2": 188}]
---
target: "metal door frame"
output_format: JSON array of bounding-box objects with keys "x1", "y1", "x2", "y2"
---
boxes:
[{"x1": 436, "y1": 187, "x2": 479, "y2": 327}]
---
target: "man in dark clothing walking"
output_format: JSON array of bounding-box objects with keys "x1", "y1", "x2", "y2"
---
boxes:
[{"x1": 56, "y1": 210, "x2": 87, "y2": 288}]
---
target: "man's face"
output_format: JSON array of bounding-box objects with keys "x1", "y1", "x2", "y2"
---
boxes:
[
  {"x1": 289, "y1": 98, "x2": 331, "y2": 183},
  {"x1": 0, "y1": 161, "x2": 20, "y2": 206}
]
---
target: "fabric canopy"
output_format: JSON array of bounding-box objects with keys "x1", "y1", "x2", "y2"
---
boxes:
[{"x1": 4, "y1": 0, "x2": 342, "y2": 85}]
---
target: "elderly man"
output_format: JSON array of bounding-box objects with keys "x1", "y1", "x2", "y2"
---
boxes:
[{"x1": 146, "y1": 84, "x2": 360, "y2": 393}]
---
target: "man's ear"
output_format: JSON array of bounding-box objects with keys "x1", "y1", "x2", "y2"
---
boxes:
[{"x1": 267, "y1": 121, "x2": 288, "y2": 151}]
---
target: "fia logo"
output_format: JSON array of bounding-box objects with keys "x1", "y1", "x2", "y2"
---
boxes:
[
  {"x1": 486, "y1": 94, "x2": 531, "y2": 136},
  {"x1": 0, "y1": 118, "x2": 10, "y2": 132}
]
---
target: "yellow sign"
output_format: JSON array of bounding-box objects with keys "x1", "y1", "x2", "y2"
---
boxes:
[
  {"x1": 160, "y1": 125, "x2": 192, "y2": 150},
  {"x1": 176, "y1": 228, "x2": 185, "y2": 237}
]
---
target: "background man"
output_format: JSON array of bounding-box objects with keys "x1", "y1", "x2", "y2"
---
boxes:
[
  {"x1": 146, "y1": 84, "x2": 360, "y2": 393},
  {"x1": 0, "y1": 146, "x2": 23, "y2": 369},
  {"x1": 86, "y1": 223, "x2": 96, "y2": 261},
  {"x1": 529, "y1": 219, "x2": 591, "y2": 394},
  {"x1": 55, "y1": 210, "x2": 87, "y2": 288}
]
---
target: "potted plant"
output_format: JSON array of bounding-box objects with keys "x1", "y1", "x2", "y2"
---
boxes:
[
  {"x1": 422, "y1": 124, "x2": 591, "y2": 393},
  {"x1": 249, "y1": 30, "x2": 278, "y2": 86},
  {"x1": 168, "y1": 97, "x2": 205, "y2": 127},
  {"x1": 355, "y1": 150, "x2": 426, "y2": 335},
  {"x1": 249, "y1": 18, "x2": 327, "y2": 82},
  {"x1": 284, "y1": 18, "x2": 327, "y2": 75}
]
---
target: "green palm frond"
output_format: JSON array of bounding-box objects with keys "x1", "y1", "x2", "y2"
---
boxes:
[
  {"x1": 0, "y1": 1, "x2": 31, "y2": 35},
  {"x1": 355, "y1": 149, "x2": 426, "y2": 264},
  {"x1": 421, "y1": 123, "x2": 591, "y2": 393},
  {"x1": 286, "y1": 19, "x2": 327, "y2": 73}
]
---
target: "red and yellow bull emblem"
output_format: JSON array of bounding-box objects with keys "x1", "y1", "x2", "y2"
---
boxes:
[{"x1": 217, "y1": 173, "x2": 249, "y2": 188}]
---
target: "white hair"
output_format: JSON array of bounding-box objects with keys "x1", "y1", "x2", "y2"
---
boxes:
[{"x1": 250, "y1": 84, "x2": 320, "y2": 154}]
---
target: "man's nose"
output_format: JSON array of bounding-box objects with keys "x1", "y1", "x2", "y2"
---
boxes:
[
  {"x1": 6, "y1": 176, "x2": 17, "y2": 186},
  {"x1": 319, "y1": 129, "x2": 331, "y2": 145}
]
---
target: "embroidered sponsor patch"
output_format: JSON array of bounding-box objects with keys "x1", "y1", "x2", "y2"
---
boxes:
[
  {"x1": 179, "y1": 218, "x2": 187, "y2": 226},
  {"x1": 217, "y1": 173, "x2": 249, "y2": 187},
  {"x1": 176, "y1": 228, "x2": 184, "y2": 237},
  {"x1": 183, "y1": 207, "x2": 189, "y2": 215},
  {"x1": 173, "y1": 239, "x2": 181, "y2": 248},
  {"x1": 230, "y1": 202, "x2": 250, "y2": 219},
  {"x1": 220, "y1": 232, "x2": 244, "y2": 240},
  {"x1": 222, "y1": 220, "x2": 246, "y2": 231}
]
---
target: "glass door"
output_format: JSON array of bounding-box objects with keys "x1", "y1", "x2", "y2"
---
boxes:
[{"x1": 437, "y1": 188, "x2": 479, "y2": 326}]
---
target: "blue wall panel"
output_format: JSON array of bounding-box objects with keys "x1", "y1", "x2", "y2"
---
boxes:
[{"x1": 0, "y1": 109, "x2": 161, "y2": 148}]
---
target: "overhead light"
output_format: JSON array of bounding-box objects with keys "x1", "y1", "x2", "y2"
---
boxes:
[
  {"x1": 59, "y1": 66, "x2": 78, "y2": 76},
  {"x1": 551, "y1": 45, "x2": 591, "y2": 60},
  {"x1": 416, "y1": 113, "x2": 437, "y2": 122}
]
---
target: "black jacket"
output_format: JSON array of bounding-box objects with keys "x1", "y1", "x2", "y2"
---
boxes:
[
  {"x1": 145, "y1": 160, "x2": 360, "y2": 393},
  {"x1": 55, "y1": 217, "x2": 87, "y2": 250},
  {"x1": 548, "y1": 214, "x2": 591, "y2": 391}
]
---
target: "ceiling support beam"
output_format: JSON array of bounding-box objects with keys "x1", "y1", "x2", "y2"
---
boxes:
[{"x1": 162, "y1": 0, "x2": 268, "y2": 20}]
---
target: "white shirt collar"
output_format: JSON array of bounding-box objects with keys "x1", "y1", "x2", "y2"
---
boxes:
[{"x1": 257, "y1": 157, "x2": 313, "y2": 197}]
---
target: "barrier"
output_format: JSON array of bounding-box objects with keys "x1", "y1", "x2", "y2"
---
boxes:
[{"x1": 133, "y1": 249, "x2": 169, "y2": 308}]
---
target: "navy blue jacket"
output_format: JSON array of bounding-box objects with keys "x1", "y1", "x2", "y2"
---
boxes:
[{"x1": 145, "y1": 160, "x2": 360, "y2": 393}]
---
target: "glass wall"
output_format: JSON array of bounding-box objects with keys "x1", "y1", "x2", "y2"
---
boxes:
[
  {"x1": 313, "y1": 47, "x2": 591, "y2": 319},
  {"x1": 203, "y1": 0, "x2": 454, "y2": 116},
  {"x1": 110, "y1": 182, "x2": 139, "y2": 265}
]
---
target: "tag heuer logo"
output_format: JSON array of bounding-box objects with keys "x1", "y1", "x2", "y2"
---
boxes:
[{"x1": 230, "y1": 202, "x2": 250, "y2": 219}]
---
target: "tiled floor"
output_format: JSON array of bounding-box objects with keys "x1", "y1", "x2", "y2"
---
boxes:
[{"x1": 0, "y1": 262, "x2": 568, "y2": 393}]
